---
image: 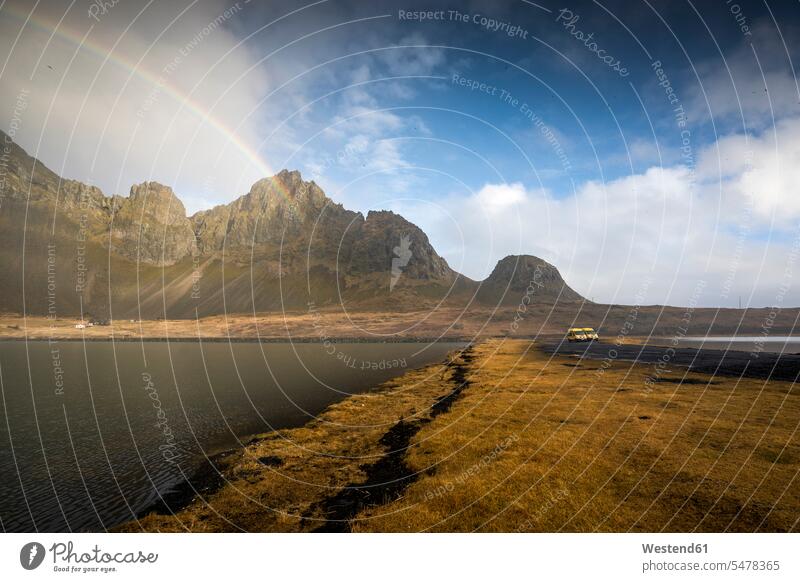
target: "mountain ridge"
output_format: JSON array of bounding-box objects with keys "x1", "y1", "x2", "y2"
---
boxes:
[{"x1": 0, "y1": 130, "x2": 584, "y2": 318}]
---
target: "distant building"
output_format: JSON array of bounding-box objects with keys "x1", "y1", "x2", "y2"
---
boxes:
[{"x1": 75, "y1": 323, "x2": 86, "y2": 329}]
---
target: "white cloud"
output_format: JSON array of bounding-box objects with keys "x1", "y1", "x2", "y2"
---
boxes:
[
  {"x1": 697, "y1": 117, "x2": 800, "y2": 224},
  {"x1": 475, "y1": 181, "x2": 527, "y2": 212},
  {"x1": 401, "y1": 119, "x2": 800, "y2": 307}
]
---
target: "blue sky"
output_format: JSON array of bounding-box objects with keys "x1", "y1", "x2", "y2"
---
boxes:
[
  {"x1": 2, "y1": 0, "x2": 800, "y2": 306},
  {"x1": 233, "y1": 0, "x2": 798, "y2": 190}
]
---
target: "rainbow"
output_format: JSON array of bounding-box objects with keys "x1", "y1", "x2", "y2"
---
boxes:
[{"x1": 1, "y1": 2, "x2": 278, "y2": 181}]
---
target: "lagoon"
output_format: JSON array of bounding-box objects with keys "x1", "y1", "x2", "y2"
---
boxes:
[{"x1": 0, "y1": 340, "x2": 461, "y2": 532}]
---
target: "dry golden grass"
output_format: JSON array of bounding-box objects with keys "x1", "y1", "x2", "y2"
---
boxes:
[
  {"x1": 354, "y1": 339, "x2": 800, "y2": 532},
  {"x1": 117, "y1": 338, "x2": 800, "y2": 532}
]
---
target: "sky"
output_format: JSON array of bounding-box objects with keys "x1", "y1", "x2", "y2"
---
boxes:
[{"x1": 2, "y1": 0, "x2": 800, "y2": 307}]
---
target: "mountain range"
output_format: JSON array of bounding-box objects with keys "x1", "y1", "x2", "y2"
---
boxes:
[{"x1": 0, "y1": 130, "x2": 583, "y2": 319}]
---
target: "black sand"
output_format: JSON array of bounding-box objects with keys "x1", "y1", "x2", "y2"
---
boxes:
[{"x1": 540, "y1": 339, "x2": 800, "y2": 383}]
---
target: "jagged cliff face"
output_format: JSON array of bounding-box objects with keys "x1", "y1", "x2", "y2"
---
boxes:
[
  {"x1": 346, "y1": 210, "x2": 455, "y2": 282},
  {"x1": 0, "y1": 131, "x2": 583, "y2": 317},
  {"x1": 194, "y1": 170, "x2": 335, "y2": 252},
  {"x1": 191, "y1": 170, "x2": 362, "y2": 272},
  {"x1": 109, "y1": 182, "x2": 197, "y2": 266}
]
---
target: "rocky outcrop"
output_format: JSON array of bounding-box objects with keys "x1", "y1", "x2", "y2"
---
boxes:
[
  {"x1": 192, "y1": 169, "x2": 358, "y2": 260},
  {"x1": 0, "y1": 130, "x2": 61, "y2": 202},
  {"x1": 108, "y1": 182, "x2": 197, "y2": 266},
  {"x1": 479, "y1": 254, "x2": 584, "y2": 304},
  {"x1": 346, "y1": 210, "x2": 456, "y2": 286}
]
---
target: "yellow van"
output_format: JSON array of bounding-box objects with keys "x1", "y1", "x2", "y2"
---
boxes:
[{"x1": 567, "y1": 327, "x2": 598, "y2": 342}]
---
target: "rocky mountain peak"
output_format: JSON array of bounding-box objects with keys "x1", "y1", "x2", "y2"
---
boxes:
[
  {"x1": 275, "y1": 168, "x2": 303, "y2": 186},
  {"x1": 481, "y1": 254, "x2": 583, "y2": 303},
  {"x1": 126, "y1": 181, "x2": 188, "y2": 223},
  {"x1": 239, "y1": 170, "x2": 326, "y2": 212},
  {"x1": 108, "y1": 182, "x2": 195, "y2": 266},
  {"x1": 192, "y1": 170, "x2": 348, "y2": 253},
  {"x1": 347, "y1": 209, "x2": 456, "y2": 284}
]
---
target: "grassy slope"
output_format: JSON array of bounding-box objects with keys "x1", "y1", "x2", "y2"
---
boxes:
[{"x1": 118, "y1": 339, "x2": 799, "y2": 533}]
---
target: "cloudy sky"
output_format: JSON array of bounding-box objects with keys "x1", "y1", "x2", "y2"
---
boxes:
[{"x1": 2, "y1": 0, "x2": 800, "y2": 307}]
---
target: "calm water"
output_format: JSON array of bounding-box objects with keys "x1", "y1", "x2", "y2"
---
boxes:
[
  {"x1": 649, "y1": 336, "x2": 800, "y2": 354},
  {"x1": 0, "y1": 340, "x2": 461, "y2": 532}
]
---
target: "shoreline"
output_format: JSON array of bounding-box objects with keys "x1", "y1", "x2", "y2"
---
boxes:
[
  {"x1": 118, "y1": 339, "x2": 800, "y2": 528},
  {"x1": 114, "y1": 339, "x2": 800, "y2": 532},
  {"x1": 541, "y1": 339, "x2": 800, "y2": 382},
  {"x1": 115, "y1": 343, "x2": 477, "y2": 532},
  {"x1": 132, "y1": 448, "x2": 245, "y2": 522},
  {"x1": 0, "y1": 335, "x2": 476, "y2": 343},
  {"x1": 116, "y1": 338, "x2": 800, "y2": 532},
  {"x1": 7, "y1": 306, "x2": 800, "y2": 346},
  {"x1": 125, "y1": 344, "x2": 472, "y2": 527}
]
